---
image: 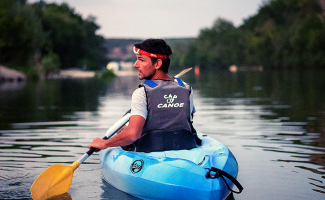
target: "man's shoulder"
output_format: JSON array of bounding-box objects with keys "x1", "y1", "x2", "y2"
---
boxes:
[{"x1": 133, "y1": 87, "x2": 145, "y2": 95}]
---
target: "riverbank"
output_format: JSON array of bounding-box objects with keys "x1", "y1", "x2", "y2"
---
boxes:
[
  {"x1": 0, "y1": 65, "x2": 27, "y2": 82},
  {"x1": 0, "y1": 65, "x2": 132, "y2": 83},
  {"x1": 0, "y1": 65, "x2": 98, "y2": 80},
  {"x1": 48, "y1": 69, "x2": 96, "y2": 79}
]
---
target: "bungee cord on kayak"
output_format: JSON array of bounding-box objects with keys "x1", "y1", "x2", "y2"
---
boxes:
[{"x1": 206, "y1": 167, "x2": 244, "y2": 194}]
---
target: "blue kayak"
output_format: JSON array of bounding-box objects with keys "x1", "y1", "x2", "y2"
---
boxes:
[{"x1": 99, "y1": 132, "x2": 242, "y2": 200}]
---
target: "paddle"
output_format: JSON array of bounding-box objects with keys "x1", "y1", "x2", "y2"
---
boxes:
[
  {"x1": 30, "y1": 112, "x2": 131, "y2": 200},
  {"x1": 30, "y1": 67, "x2": 192, "y2": 200},
  {"x1": 174, "y1": 67, "x2": 192, "y2": 78}
]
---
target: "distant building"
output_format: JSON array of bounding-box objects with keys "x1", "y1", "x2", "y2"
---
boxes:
[
  {"x1": 106, "y1": 62, "x2": 120, "y2": 72},
  {"x1": 106, "y1": 61, "x2": 137, "y2": 76}
]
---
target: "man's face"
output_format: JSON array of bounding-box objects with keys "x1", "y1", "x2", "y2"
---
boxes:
[{"x1": 133, "y1": 54, "x2": 156, "y2": 80}]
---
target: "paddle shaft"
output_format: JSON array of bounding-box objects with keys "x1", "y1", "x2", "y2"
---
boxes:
[{"x1": 77, "y1": 112, "x2": 132, "y2": 164}]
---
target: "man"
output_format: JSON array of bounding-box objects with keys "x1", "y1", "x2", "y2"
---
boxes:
[{"x1": 89, "y1": 39, "x2": 199, "y2": 152}]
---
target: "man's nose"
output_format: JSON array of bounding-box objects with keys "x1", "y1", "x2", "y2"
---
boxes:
[{"x1": 133, "y1": 61, "x2": 138, "y2": 68}]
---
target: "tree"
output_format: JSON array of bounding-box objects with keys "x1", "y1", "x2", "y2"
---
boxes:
[
  {"x1": 39, "y1": 3, "x2": 86, "y2": 69},
  {"x1": 241, "y1": 0, "x2": 325, "y2": 69},
  {"x1": 0, "y1": 0, "x2": 108, "y2": 75},
  {"x1": 80, "y1": 16, "x2": 108, "y2": 70},
  {"x1": 36, "y1": 3, "x2": 108, "y2": 70},
  {"x1": 186, "y1": 0, "x2": 325, "y2": 70},
  {"x1": 190, "y1": 18, "x2": 244, "y2": 70},
  {"x1": 0, "y1": 0, "x2": 43, "y2": 67}
]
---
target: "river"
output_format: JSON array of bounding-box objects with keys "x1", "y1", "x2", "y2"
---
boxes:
[{"x1": 0, "y1": 69, "x2": 324, "y2": 200}]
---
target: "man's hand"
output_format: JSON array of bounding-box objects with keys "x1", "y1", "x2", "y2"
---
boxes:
[
  {"x1": 88, "y1": 115, "x2": 145, "y2": 151},
  {"x1": 88, "y1": 137, "x2": 108, "y2": 152}
]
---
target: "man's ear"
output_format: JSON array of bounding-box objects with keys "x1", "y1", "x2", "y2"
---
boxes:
[{"x1": 154, "y1": 59, "x2": 163, "y2": 70}]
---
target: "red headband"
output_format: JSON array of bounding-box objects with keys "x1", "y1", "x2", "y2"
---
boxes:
[{"x1": 133, "y1": 46, "x2": 169, "y2": 59}]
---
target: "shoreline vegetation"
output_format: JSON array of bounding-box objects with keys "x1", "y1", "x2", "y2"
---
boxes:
[
  {"x1": 0, "y1": 0, "x2": 109, "y2": 80},
  {"x1": 0, "y1": 65, "x2": 116, "y2": 83},
  {"x1": 1, "y1": 0, "x2": 325, "y2": 84}
]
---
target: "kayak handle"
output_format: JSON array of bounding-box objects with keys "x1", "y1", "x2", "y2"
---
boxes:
[{"x1": 206, "y1": 167, "x2": 243, "y2": 194}]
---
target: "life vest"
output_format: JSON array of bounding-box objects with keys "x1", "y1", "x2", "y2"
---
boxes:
[
  {"x1": 141, "y1": 78, "x2": 192, "y2": 134},
  {"x1": 134, "y1": 78, "x2": 198, "y2": 152}
]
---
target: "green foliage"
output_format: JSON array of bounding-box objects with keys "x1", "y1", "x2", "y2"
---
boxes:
[
  {"x1": 0, "y1": 0, "x2": 43, "y2": 67},
  {"x1": 41, "y1": 52, "x2": 60, "y2": 76},
  {"x1": 0, "y1": 0, "x2": 108, "y2": 76},
  {"x1": 36, "y1": 3, "x2": 108, "y2": 70},
  {"x1": 165, "y1": 38, "x2": 196, "y2": 68},
  {"x1": 240, "y1": 0, "x2": 325, "y2": 69},
  {"x1": 186, "y1": 18, "x2": 246, "y2": 70},
  {"x1": 81, "y1": 16, "x2": 109, "y2": 70},
  {"x1": 177, "y1": 0, "x2": 325, "y2": 70},
  {"x1": 2, "y1": 0, "x2": 324, "y2": 72},
  {"x1": 100, "y1": 70, "x2": 115, "y2": 79},
  {"x1": 40, "y1": 3, "x2": 86, "y2": 69}
]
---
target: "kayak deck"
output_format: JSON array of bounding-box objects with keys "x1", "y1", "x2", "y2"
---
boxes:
[{"x1": 99, "y1": 133, "x2": 239, "y2": 200}]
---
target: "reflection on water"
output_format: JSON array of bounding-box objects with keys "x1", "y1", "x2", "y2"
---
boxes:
[
  {"x1": 191, "y1": 70, "x2": 325, "y2": 199},
  {"x1": 0, "y1": 70, "x2": 324, "y2": 199},
  {"x1": 47, "y1": 193, "x2": 72, "y2": 200}
]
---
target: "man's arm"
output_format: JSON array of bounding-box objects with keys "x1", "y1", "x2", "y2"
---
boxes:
[{"x1": 88, "y1": 115, "x2": 145, "y2": 151}]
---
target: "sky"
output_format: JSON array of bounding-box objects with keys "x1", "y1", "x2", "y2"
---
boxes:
[{"x1": 28, "y1": 0, "x2": 266, "y2": 39}]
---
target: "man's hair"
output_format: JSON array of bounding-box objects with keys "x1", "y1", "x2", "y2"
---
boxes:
[{"x1": 134, "y1": 39, "x2": 172, "y2": 73}]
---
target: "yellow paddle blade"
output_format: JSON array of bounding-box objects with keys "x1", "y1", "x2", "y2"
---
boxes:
[{"x1": 31, "y1": 161, "x2": 80, "y2": 200}]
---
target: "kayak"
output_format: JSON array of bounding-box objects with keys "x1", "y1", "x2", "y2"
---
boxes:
[{"x1": 99, "y1": 132, "x2": 242, "y2": 200}]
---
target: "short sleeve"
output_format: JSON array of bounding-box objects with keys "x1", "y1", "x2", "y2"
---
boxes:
[{"x1": 131, "y1": 87, "x2": 147, "y2": 120}]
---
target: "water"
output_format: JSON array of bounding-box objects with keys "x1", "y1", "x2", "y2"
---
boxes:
[{"x1": 0, "y1": 70, "x2": 324, "y2": 200}]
